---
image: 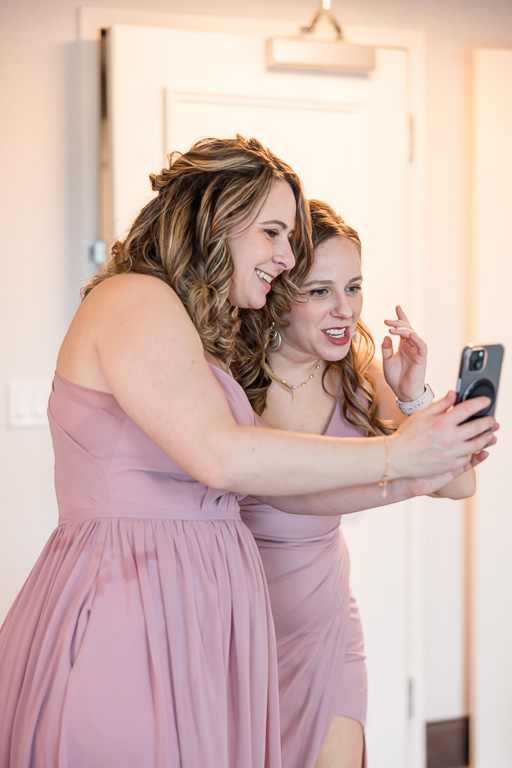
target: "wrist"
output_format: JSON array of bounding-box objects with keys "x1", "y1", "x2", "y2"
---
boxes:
[
  {"x1": 394, "y1": 387, "x2": 425, "y2": 402},
  {"x1": 396, "y1": 384, "x2": 434, "y2": 415},
  {"x1": 378, "y1": 436, "x2": 390, "y2": 497},
  {"x1": 385, "y1": 433, "x2": 401, "y2": 481},
  {"x1": 385, "y1": 476, "x2": 411, "y2": 502}
]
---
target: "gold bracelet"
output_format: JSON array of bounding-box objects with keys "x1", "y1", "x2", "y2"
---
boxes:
[{"x1": 378, "y1": 436, "x2": 389, "y2": 498}]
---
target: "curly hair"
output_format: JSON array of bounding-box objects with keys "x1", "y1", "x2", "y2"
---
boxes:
[
  {"x1": 238, "y1": 199, "x2": 394, "y2": 436},
  {"x1": 82, "y1": 135, "x2": 312, "y2": 367}
]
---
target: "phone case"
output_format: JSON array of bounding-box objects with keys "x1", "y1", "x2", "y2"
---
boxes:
[{"x1": 455, "y1": 343, "x2": 504, "y2": 420}]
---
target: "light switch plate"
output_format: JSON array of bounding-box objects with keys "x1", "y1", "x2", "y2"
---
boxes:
[{"x1": 7, "y1": 379, "x2": 52, "y2": 428}]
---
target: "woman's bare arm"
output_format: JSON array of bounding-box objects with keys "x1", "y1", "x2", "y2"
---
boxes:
[
  {"x1": 57, "y1": 274, "x2": 494, "y2": 498},
  {"x1": 251, "y1": 451, "x2": 490, "y2": 515}
]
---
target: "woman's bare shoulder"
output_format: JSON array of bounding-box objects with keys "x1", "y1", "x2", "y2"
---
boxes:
[
  {"x1": 84, "y1": 272, "x2": 178, "y2": 306},
  {"x1": 58, "y1": 273, "x2": 195, "y2": 392},
  {"x1": 81, "y1": 273, "x2": 194, "y2": 333}
]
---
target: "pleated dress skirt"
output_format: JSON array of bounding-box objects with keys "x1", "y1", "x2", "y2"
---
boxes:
[{"x1": 0, "y1": 367, "x2": 281, "y2": 768}]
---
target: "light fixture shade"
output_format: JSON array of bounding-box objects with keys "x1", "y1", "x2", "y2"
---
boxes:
[{"x1": 266, "y1": 37, "x2": 376, "y2": 74}]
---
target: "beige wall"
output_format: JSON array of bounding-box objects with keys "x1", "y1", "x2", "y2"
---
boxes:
[{"x1": 1, "y1": 0, "x2": 512, "y2": 732}]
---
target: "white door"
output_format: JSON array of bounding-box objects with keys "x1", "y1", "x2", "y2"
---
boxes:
[{"x1": 106, "y1": 23, "x2": 411, "y2": 765}]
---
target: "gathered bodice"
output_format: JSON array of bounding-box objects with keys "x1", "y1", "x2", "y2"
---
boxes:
[{"x1": 49, "y1": 366, "x2": 258, "y2": 524}]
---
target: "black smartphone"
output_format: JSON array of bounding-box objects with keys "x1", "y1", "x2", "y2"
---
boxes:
[{"x1": 455, "y1": 343, "x2": 504, "y2": 421}]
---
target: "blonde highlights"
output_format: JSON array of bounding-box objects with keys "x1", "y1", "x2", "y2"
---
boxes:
[{"x1": 83, "y1": 135, "x2": 312, "y2": 367}]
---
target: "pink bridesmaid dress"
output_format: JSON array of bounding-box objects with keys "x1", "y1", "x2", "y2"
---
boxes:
[
  {"x1": 0, "y1": 366, "x2": 281, "y2": 768},
  {"x1": 241, "y1": 396, "x2": 367, "y2": 768}
]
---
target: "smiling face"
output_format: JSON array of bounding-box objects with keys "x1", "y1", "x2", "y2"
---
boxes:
[
  {"x1": 279, "y1": 235, "x2": 363, "y2": 362},
  {"x1": 226, "y1": 180, "x2": 297, "y2": 309}
]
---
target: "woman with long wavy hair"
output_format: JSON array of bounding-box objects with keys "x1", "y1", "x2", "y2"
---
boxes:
[
  {"x1": 0, "y1": 140, "x2": 493, "y2": 768},
  {"x1": 238, "y1": 199, "x2": 494, "y2": 768}
]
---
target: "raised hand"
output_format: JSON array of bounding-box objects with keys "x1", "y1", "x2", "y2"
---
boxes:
[{"x1": 382, "y1": 305, "x2": 427, "y2": 402}]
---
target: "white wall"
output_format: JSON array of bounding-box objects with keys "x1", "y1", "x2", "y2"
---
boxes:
[
  {"x1": 471, "y1": 49, "x2": 512, "y2": 767},
  {"x1": 2, "y1": 0, "x2": 512, "y2": 733}
]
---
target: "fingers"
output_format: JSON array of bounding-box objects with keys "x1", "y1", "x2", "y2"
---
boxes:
[
  {"x1": 385, "y1": 305, "x2": 410, "y2": 324},
  {"x1": 453, "y1": 432, "x2": 495, "y2": 469},
  {"x1": 470, "y1": 450, "x2": 490, "y2": 468},
  {"x1": 384, "y1": 306, "x2": 413, "y2": 333},
  {"x1": 419, "y1": 390, "x2": 457, "y2": 415},
  {"x1": 388, "y1": 328, "x2": 420, "y2": 345},
  {"x1": 458, "y1": 424, "x2": 497, "y2": 456},
  {"x1": 480, "y1": 433, "x2": 497, "y2": 450},
  {"x1": 384, "y1": 305, "x2": 411, "y2": 331},
  {"x1": 450, "y1": 396, "x2": 494, "y2": 426},
  {"x1": 395, "y1": 330, "x2": 427, "y2": 358},
  {"x1": 422, "y1": 394, "x2": 493, "y2": 425},
  {"x1": 384, "y1": 306, "x2": 427, "y2": 356},
  {"x1": 421, "y1": 449, "x2": 489, "y2": 489},
  {"x1": 408, "y1": 391, "x2": 491, "y2": 425}
]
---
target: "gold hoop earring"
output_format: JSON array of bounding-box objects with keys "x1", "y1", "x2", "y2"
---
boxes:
[{"x1": 268, "y1": 322, "x2": 282, "y2": 351}]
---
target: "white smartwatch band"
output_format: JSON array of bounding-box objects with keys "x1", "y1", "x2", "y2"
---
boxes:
[{"x1": 396, "y1": 384, "x2": 434, "y2": 415}]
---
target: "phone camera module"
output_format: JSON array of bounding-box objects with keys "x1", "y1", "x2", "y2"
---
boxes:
[{"x1": 469, "y1": 349, "x2": 485, "y2": 371}]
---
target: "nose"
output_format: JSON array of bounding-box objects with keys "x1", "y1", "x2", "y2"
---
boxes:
[
  {"x1": 273, "y1": 238, "x2": 295, "y2": 272},
  {"x1": 332, "y1": 294, "x2": 353, "y2": 319}
]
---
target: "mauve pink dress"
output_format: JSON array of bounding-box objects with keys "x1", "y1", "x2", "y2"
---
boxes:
[
  {"x1": 0, "y1": 367, "x2": 281, "y2": 768},
  {"x1": 241, "y1": 396, "x2": 367, "y2": 768}
]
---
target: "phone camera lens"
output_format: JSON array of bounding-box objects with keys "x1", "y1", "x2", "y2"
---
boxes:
[{"x1": 469, "y1": 350, "x2": 485, "y2": 371}]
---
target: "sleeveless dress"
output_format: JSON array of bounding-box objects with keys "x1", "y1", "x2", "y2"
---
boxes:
[
  {"x1": 0, "y1": 367, "x2": 281, "y2": 768},
  {"x1": 241, "y1": 396, "x2": 367, "y2": 768}
]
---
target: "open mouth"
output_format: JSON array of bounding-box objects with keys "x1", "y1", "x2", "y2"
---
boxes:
[
  {"x1": 255, "y1": 268, "x2": 273, "y2": 285},
  {"x1": 323, "y1": 328, "x2": 348, "y2": 338}
]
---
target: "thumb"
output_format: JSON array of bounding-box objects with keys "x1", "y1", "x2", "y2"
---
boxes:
[{"x1": 381, "y1": 336, "x2": 393, "y2": 361}]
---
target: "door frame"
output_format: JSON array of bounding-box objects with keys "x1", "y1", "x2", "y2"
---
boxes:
[{"x1": 78, "y1": 9, "x2": 427, "y2": 765}]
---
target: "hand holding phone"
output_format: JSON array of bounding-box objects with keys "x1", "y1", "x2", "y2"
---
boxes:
[{"x1": 455, "y1": 343, "x2": 504, "y2": 421}]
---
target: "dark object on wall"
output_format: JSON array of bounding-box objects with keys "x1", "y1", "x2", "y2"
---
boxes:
[{"x1": 426, "y1": 716, "x2": 469, "y2": 768}]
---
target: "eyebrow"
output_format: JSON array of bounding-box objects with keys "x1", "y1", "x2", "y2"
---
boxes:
[
  {"x1": 301, "y1": 276, "x2": 363, "y2": 288},
  {"x1": 260, "y1": 219, "x2": 294, "y2": 232}
]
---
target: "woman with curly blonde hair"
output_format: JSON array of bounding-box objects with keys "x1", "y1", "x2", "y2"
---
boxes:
[
  {"x1": 239, "y1": 199, "x2": 493, "y2": 768},
  {"x1": 0, "y1": 138, "x2": 493, "y2": 768}
]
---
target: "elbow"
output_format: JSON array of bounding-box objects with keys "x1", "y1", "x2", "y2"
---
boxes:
[
  {"x1": 443, "y1": 480, "x2": 477, "y2": 501},
  {"x1": 193, "y1": 458, "x2": 233, "y2": 492},
  {"x1": 204, "y1": 466, "x2": 235, "y2": 492},
  {"x1": 184, "y1": 426, "x2": 253, "y2": 493},
  {"x1": 439, "y1": 468, "x2": 478, "y2": 500},
  {"x1": 192, "y1": 449, "x2": 241, "y2": 492},
  {"x1": 452, "y1": 485, "x2": 476, "y2": 500}
]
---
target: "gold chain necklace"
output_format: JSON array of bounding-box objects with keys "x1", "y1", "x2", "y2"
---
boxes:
[{"x1": 270, "y1": 360, "x2": 322, "y2": 390}]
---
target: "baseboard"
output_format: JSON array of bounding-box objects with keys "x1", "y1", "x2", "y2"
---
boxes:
[{"x1": 426, "y1": 716, "x2": 469, "y2": 768}]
